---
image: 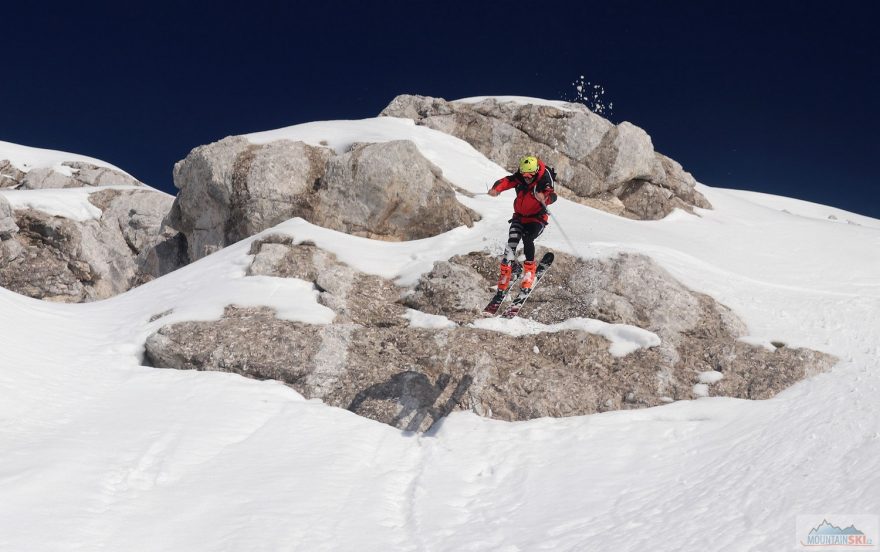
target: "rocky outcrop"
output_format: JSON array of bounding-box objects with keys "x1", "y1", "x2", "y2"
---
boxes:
[
  {"x1": 1, "y1": 210, "x2": 99, "y2": 301},
  {"x1": 407, "y1": 252, "x2": 817, "y2": 401},
  {"x1": 166, "y1": 137, "x2": 331, "y2": 262},
  {"x1": 94, "y1": 189, "x2": 188, "y2": 284},
  {"x1": 135, "y1": 229, "x2": 188, "y2": 285},
  {"x1": 0, "y1": 195, "x2": 17, "y2": 237},
  {"x1": 0, "y1": 161, "x2": 26, "y2": 189},
  {"x1": 380, "y1": 95, "x2": 712, "y2": 219},
  {"x1": 244, "y1": 235, "x2": 405, "y2": 328},
  {"x1": 316, "y1": 140, "x2": 478, "y2": 240},
  {"x1": 0, "y1": 160, "x2": 142, "y2": 189},
  {"x1": 167, "y1": 137, "x2": 479, "y2": 262},
  {"x1": 144, "y1": 239, "x2": 835, "y2": 431},
  {"x1": 0, "y1": 189, "x2": 178, "y2": 301}
]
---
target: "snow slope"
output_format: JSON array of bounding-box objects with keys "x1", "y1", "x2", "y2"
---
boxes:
[{"x1": 1, "y1": 118, "x2": 879, "y2": 551}]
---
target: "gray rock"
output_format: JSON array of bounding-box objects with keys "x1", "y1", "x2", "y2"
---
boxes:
[
  {"x1": 144, "y1": 241, "x2": 835, "y2": 431},
  {"x1": 19, "y1": 168, "x2": 74, "y2": 189},
  {"x1": 61, "y1": 161, "x2": 144, "y2": 188},
  {"x1": 0, "y1": 188, "x2": 177, "y2": 301},
  {"x1": 167, "y1": 136, "x2": 256, "y2": 261},
  {"x1": 168, "y1": 136, "x2": 479, "y2": 263},
  {"x1": 4, "y1": 162, "x2": 144, "y2": 190},
  {"x1": 316, "y1": 140, "x2": 478, "y2": 240},
  {"x1": 91, "y1": 189, "x2": 175, "y2": 254},
  {"x1": 225, "y1": 140, "x2": 332, "y2": 244},
  {"x1": 1, "y1": 150, "x2": 184, "y2": 298},
  {"x1": 168, "y1": 137, "x2": 333, "y2": 262},
  {"x1": 90, "y1": 188, "x2": 186, "y2": 284},
  {"x1": 0, "y1": 209, "x2": 96, "y2": 301},
  {"x1": 246, "y1": 237, "x2": 407, "y2": 327},
  {"x1": 135, "y1": 229, "x2": 188, "y2": 284},
  {"x1": 380, "y1": 95, "x2": 712, "y2": 219},
  {"x1": 0, "y1": 195, "x2": 18, "y2": 237},
  {"x1": 403, "y1": 257, "x2": 489, "y2": 323},
  {"x1": 658, "y1": 154, "x2": 711, "y2": 208},
  {"x1": 590, "y1": 122, "x2": 666, "y2": 190},
  {"x1": 0, "y1": 160, "x2": 27, "y2": 189}
]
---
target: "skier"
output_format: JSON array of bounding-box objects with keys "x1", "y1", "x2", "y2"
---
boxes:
[{"x1": 488, "y1": 155, "x2": 558, "y2": 291}]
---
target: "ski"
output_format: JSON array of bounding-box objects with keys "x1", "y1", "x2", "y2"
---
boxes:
[
  {"x1": 482, "y1": 261, "x2": 522, "y2": 316},
  {"x1": 500, "y1": 252, "x2": 554, "y2": 319}
]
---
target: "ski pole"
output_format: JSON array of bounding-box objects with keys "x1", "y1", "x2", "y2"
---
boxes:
[{"x1": 538, "y1": 196, "x2": 584, "y2": 259}]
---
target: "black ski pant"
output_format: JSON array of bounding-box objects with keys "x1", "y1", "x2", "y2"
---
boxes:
[{"x1": 504, "y1": 220, "x2": 545, "y2": 262}]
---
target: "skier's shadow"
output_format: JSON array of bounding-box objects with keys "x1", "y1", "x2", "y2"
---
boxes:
[{"x1": 348, "y1": 371, "x2": 473, "y2": 432}]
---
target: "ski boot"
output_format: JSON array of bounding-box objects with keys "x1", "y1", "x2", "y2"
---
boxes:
[
  {"x1": 520, "y1": 260, "x2": 537, "y2": 290},
  {"x1": 497, "y1": 259, "x2": 514, "y2": 291}
]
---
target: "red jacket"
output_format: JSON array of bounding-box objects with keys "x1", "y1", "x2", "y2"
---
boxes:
[{"x1": 490, "y1": 160, "x2": 558, "y2": 224}]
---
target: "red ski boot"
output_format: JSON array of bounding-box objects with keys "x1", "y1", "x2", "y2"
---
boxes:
[
  {"x1": 520, "y1": 260, "x2": 537, "y2": 290},
  {"x1": 496, "y1": 260, "x2": 513, "y2": 291}
]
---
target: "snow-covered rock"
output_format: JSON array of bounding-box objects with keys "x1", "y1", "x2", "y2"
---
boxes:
[
  {"x1": 14, "y1": 162, "x2": 142, "y2": 189},
  {"x1": 380, "y1": 94, "x2": 711, "y2": 219},
  {"x1": 0, "y1": 188, "x2": 177, "y2": 301},
  {"x1": 143, "y1": 240, "x2": 834, "y2": 430},
  {"x1": 168, "y1": 136, "x2": 479, "y2": 263},
  {"x1": 0, "y1": 141, "x2": 143, "y2": 190},
  {"x1": 0, "y1": 141, "x2": 184, "y2": 299},
  {"x1": 0, "y1": 160, "x2": 27, "y2": 189}
]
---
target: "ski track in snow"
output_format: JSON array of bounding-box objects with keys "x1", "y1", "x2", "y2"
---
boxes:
[{"x1": 2, "y1": 118, "x2": 880, "y2": 551}]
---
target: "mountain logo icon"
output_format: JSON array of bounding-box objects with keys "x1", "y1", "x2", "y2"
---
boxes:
[
  {"x1": 801, "y1": 518, "x2": 875, "y2": 548},
  {"x1": 810, "y1": 519, "x2": 865, "y2": 536}
]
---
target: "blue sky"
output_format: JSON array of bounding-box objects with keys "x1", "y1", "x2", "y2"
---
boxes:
[{"x1": 3, "y1": 0, "x2": 877, "y2": 217}]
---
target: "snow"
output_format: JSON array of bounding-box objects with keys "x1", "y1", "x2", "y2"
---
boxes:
[
  {"x1": 0, "y1": 185, "x2": 147, "y2": 221},
  {"x1": 698, "y1": 370, "x2": 724, "y2": 384},
  {"x1": 738, "y1": 335, "x2": 778, "y2": 351},
  {"x1": 245, "y1": 116, "x2": 511, "y2": 189},
  {"x1": 471, "y1": 317, "x2": 660, "y2": 357},
  {"x1": 132, "y1": 236, "x2": 338, "y2": 332},
  {"x1": 2, "y1": 115, "x2": 880, "y2": 551},
  {"x1": 403, "y1": 308, "x2": 458, "y2": 329},
  {"x1": 0, "y1": 139, "x2": 128, "y2": 176},
  {"x1": 722, "y1": 187, "x2": 880, "y2": 229}
]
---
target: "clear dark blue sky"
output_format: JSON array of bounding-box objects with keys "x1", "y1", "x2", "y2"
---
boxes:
[{"x1": 3, "y1": 1, "x2": 878, "y2": 218}]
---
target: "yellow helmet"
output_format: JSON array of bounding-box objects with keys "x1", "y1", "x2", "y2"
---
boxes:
[{"x1": 518, "y1": 155, "x2": 538, "y2": 174}]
